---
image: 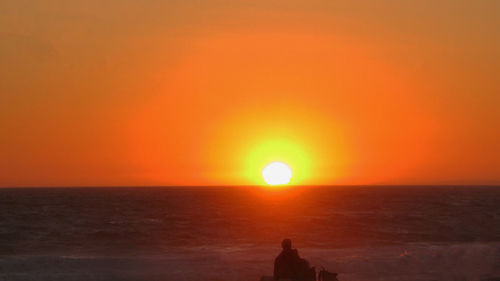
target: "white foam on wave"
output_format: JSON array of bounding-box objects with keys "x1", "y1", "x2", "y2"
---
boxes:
[{"x1": 1, "y1": 243, "x2": 499, "y2": 281}]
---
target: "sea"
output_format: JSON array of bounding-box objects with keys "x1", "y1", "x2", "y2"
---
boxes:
[{"x1": 0, "y1": 186, "x2": 499, "y2": 281}]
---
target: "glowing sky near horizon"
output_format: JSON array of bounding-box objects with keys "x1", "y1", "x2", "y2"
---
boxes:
[{"x1": 0, "y1": 0, "x2": 499, "y2": 186}]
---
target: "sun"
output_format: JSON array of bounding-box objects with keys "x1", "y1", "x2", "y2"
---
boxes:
[{"x1": 262, "y1": 162, "x2": 293, "y2": 185}]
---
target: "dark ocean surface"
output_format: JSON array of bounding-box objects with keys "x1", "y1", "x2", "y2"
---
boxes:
[{"x1": 0, "y1": 186, "x2": 499, "y2": 281}]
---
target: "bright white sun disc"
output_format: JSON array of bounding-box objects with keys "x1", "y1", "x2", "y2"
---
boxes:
[{"x1": 262, "y1": 162, "x2": 292, "y2": 185}]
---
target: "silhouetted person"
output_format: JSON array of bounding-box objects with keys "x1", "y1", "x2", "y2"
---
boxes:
[{"x1": 274, "y1": 239, "x2": 315, "y2": 281}]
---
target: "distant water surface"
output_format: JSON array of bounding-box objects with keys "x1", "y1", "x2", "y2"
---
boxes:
[{"x1": 0, "y1": 186, "x2": 499, "y2": 281}]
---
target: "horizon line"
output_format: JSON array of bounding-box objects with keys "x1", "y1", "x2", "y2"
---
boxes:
[{"x1": 1, "y1": 184, "x2": 499, "y2": 189}]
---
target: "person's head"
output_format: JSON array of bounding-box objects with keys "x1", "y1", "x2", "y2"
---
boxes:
[{"x1": 281, "y1": 238, "x2": 292, "y2": 250}]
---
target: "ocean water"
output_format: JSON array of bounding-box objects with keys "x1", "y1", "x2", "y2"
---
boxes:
[{"x1": 0, "y1": 186, "x2": 499, "y2": 281}]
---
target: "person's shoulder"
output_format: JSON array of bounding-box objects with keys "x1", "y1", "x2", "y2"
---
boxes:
[{"x1": 275, "y1": 251, "x2": 284, "y2": 261}]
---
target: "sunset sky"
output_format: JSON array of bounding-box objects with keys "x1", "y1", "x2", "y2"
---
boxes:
[{"x1": 1, "y1": 0, "x2": 499, "y2": 187}]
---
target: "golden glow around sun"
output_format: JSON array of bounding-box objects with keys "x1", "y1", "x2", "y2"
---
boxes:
[
  {"x1": 241, "y1": 138, "x2": 312, "y2": 186},
  {"x1": 262, "y1": 162, "x2": 292, "y2": 185}
]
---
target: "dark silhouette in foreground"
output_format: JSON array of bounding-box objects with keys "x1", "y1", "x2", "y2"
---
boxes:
[
  {"x1": 260, "y1": 239, "x2": 338, "y2": 281},
  {"x1": 318, "y1": 268, "x2": 338, "y2": 281},
  {"x1": 273, "y1": 239, "x2": 316, "y2": 281}
]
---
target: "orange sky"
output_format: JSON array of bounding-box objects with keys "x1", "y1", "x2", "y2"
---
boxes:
[{"x1": 1, "y1": 0, "x2": 499, "y2": 186}]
